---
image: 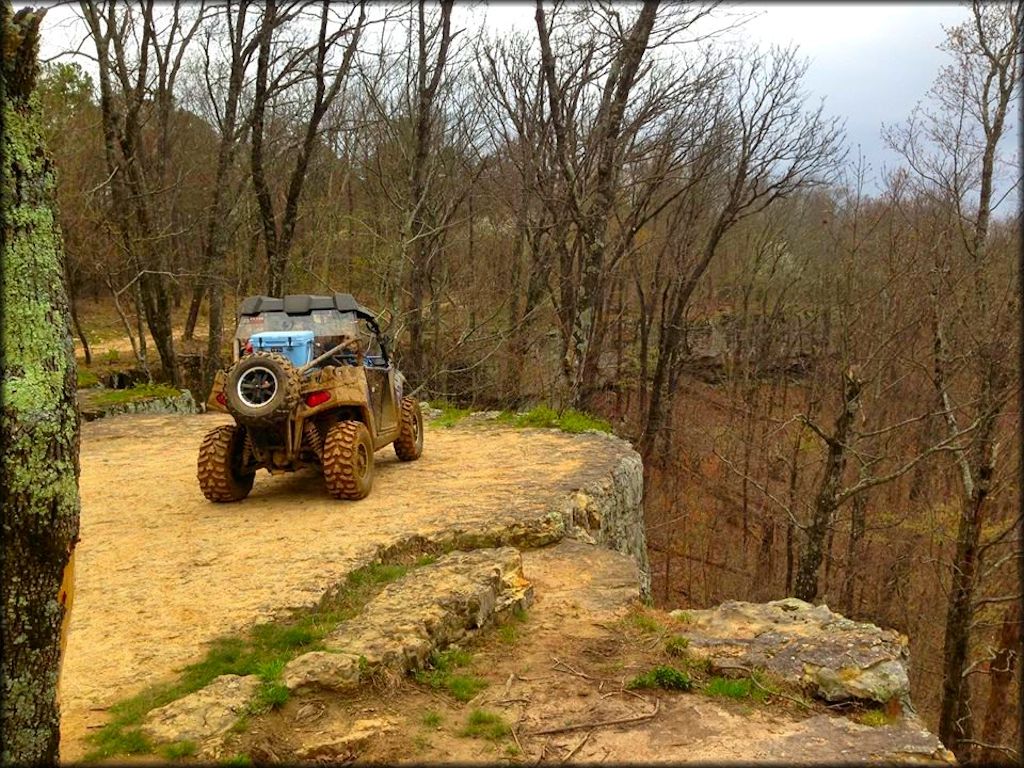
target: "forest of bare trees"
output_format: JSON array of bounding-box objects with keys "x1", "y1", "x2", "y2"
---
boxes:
[{"x1": 35, "y1": 1, "x2": 1021, "y2": 762}]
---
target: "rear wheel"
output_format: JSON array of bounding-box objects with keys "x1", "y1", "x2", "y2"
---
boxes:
[
  {"x1": 394, "y1": 397, "x2": 423, "y2": 461},
  {"x1": 323, "y1": 420, "x2": 374, "y2": 500},
  {"x1": 197, "y1": 425, "x2": 255, "y2": 502}
]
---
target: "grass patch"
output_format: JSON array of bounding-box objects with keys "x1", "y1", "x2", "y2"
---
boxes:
[
  {"x1": 90, "y1": 382, "x2": 180, "y2": 407},
  {"x1": 422, "y1": 710, "x2": 443, "y2": 728},
  {"x1": 628, "y1": 665, "x2": 692, "y2": 691},
  {"x1": 672, "y1": 611, "x2": 693, "y2": 624},
  {"x1": 415, "y1": 647, "x2": 488, "y2": 702},
  {"x1": 460, "y1": 709, "x2": 511, "y2": 741},
  {"x1": 664, "y1": 635, "x2": 690, "y2": 657},
  {"x1": 253, "y1": 681, "x2": 290, "y2": 711},
  {"x1": 700, "y1": 670, "x2": 796, "y2": 705},
  {"x1": 86, "y1": 727, "x2": 153, "y2": 760},
  {"x1": 428, "y1": 400, "x2": 472, "y2": 428},
  {"x1": 497, "y1": 404, "x2": 612, "y2": 434},
  {"x1": 498, "y1": 606, "x2": 529, "y2": 645},
  {"x1": 220, "y1": 755, "x2": 253, "y2": 766},
  {"x1": 76, "y1": 367, "x2": 100, "y2": 388},
  {"x1": 86, "y1": 561, "x2": 415, "y2": 761},
  {"x1": 703, "y1": 676, "x2": 765, "y2": 702},
  {"x1": 625, "y1": 610, "x2": 664, "y2": 635},
  {"x1": 856, "y1": 708, "x2": 897, "y2": 727},
  {"x1": 160, "y1": 740, "x2": 197, "y2": 760}
]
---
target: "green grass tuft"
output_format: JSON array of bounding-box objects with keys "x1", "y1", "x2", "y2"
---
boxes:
[
  {"x1": 702, "y1": 674, "x2": 776, "y2": 704},
  {"x1": 220, "y1": 755, "x2": 253, "y2": 766},
  {"x1": 85, "y1": 727, "x2": 153, "y2": 761},
  {"x1": 460, "y1": 709, "x2": 511, "y2": 741},
  {"x1": 429, "y1": 400, "x2": 472, "y2": 428},
  {"x1": 161, "y1": 740, "x2": 198, "y2": 760},
  {"x1": 498, "y1": 404, "x2": 612, "y2": 434},
  {"x1": 254, "y1": 681, "x2": 290, "y2": 710},
  {"x1": 626, "y1": 612, "x2": 663, "y2": 634},
  {"x1": 664, "y1": 635, "x2": 690, "y2": 657},
  {"x1": 415, "y1": 648, "x2": 488, "y2": 702},
  {"x1": 628, "y1": 665, "x2": 692, "y2": 691},
  {"x1": 422, "y1": 710, "x2": 443, "y2": 728}
]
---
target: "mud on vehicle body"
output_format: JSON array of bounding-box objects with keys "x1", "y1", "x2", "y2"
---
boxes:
[{"x1": 199, "y1": 293, "x2": 423, "y2": 502}]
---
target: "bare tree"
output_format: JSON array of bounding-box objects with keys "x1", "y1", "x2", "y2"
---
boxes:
[
  {"x1": 638, "y1": 45, "x2": 843, "y2": 457},
  {"x1": 250, "y1": 0, "x2": 367, "y2": 296},
  {"x1": 885, "y1": 2, "x2": 1021, "y2": 756},
  {"x1": 79, "y1": 0, "x2": 209, "y2": 386}
]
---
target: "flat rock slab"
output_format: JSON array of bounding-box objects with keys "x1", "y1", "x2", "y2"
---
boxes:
[
  {"x1": 284, "y1": 547, "x2": 532, "y2": 692},
  {"x1": 142, "y1": 674, "x2": 260, "y2": 746},
  {"x1": 61, "y1": 413, "x2": 641, "y2": 759},
  {"x1": 672, "y1": 597, "x2": 911, "y2": 705}
]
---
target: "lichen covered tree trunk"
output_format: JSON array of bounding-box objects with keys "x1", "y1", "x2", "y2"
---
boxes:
[{"x1": 1, "y1": 5, "x2": 82, "y2": 763}]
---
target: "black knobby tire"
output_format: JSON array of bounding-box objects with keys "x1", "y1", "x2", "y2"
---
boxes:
[
  {"x1": 323, "y1": 420, "x2": 374, "y2": 500},
  {"x1": 394, "y1": 397, "x2": 424, "y2": 461},
  {"x1": 197, "y1": 425, "x2": 255, "y2": 502},
  {"x1": 224, "y1": 352, "x2": 300, "y2": 427}
]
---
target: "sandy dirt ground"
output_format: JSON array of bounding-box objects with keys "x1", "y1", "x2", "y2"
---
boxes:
[{"x1": 60, "y1": 413, "x2": 606, "y2": 761}]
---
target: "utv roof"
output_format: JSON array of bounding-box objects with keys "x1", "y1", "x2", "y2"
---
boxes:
[{"x1": 238, "y1": 293, "x2": 377, "y2": 323}]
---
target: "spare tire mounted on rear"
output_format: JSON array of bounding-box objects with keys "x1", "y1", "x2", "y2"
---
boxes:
[{"x1": 224, "y1": 351, "x2": 300, "y2": 426}]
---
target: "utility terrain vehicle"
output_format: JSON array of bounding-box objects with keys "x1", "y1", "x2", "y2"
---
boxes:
[{"x1": 198, "y1": 293, "x2": 423, "y2": 502}]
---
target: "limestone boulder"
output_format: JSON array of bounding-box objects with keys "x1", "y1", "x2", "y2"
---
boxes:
[
  {"x1": 141, "y1": 674, "x2": 260, "y2": 745},
  {"x1": 284, "y1": 547, "x2": 533, "y2": 692},
  {"x1": 295, "y1": 718, "x2": 396, "y2": 760},
  {"x1": 672, "y1": 598, "x2": 912, "y2": 705}
]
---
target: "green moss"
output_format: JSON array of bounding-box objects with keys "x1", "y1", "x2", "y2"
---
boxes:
[
  {"x1": 76, "y1": 368, "x2": 100, "y2": 388},
  {"x1": 89, "y1": 383, "x2": 180, "y2": 407},
  {"x1": 628, "y1": 665, "x2": 692, "y2": 691},
  {"x1": 86, "y1": 560, "x2": 416, "y2": 760},
  {"x1": 856, "y1": 708, "x2": 897, "y2": 727}
]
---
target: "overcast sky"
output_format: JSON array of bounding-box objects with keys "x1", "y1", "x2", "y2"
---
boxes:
[{"x1": 37, "y1": 2, "x2": 1019, "y2": 202}]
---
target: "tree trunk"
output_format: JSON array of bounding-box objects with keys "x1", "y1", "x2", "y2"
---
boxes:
[
  {"x1": 1, "y1": 11, "x2": 82, "y2": 761},
  {"x1": 794, "y1": 369, "x2": 863, "y2": 602},
  {"x1": 978, "y1": 602, "x2": 1020, "y2": 764},
  {"x1": 938, "y1": 484, "x2": 988, "y2": 755}
]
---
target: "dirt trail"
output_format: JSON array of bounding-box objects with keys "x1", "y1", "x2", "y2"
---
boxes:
[{"x1": 61, "y1": 413, "x2": 611, "y2": 761}]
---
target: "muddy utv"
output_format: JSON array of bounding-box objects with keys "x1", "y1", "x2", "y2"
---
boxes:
[{"x1": 199, "y1": 293, "x2": 423, "y2": 502}]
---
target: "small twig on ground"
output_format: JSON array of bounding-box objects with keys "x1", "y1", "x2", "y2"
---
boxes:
[
  {"x1": 551, "y1": 656, "x2": 595, "y2": 681},
  {"x1": 528, "y1": 698, "x2": 661, "y2": 736},
  {"x1": 562, "y1": 730, "x2": 593, "y2": 763},
  {"x1": 512, "y1": 724, "x2": 527, "y2": 759}
]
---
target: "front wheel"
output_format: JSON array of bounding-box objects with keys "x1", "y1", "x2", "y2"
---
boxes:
[
  {"x1": 323, "y1": 421, "x2": 374, "y2": 500},
  {"x1": 197, "y1": 425, "x2": 255, "y2": 502},
  {"x1": 393, "y1": 397, "x2": 423, "y2": 461}
]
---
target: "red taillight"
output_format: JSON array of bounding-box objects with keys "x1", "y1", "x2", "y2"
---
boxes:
[
  {"x1": 304, "y1": 390, "x2": 331, "y2": 407},
  {"x1": 216, "y1": 392, "x2": 227, "y2": 406},
  {"x1": 244, "y1": 340, "x2": 253, "y2": 354}
]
